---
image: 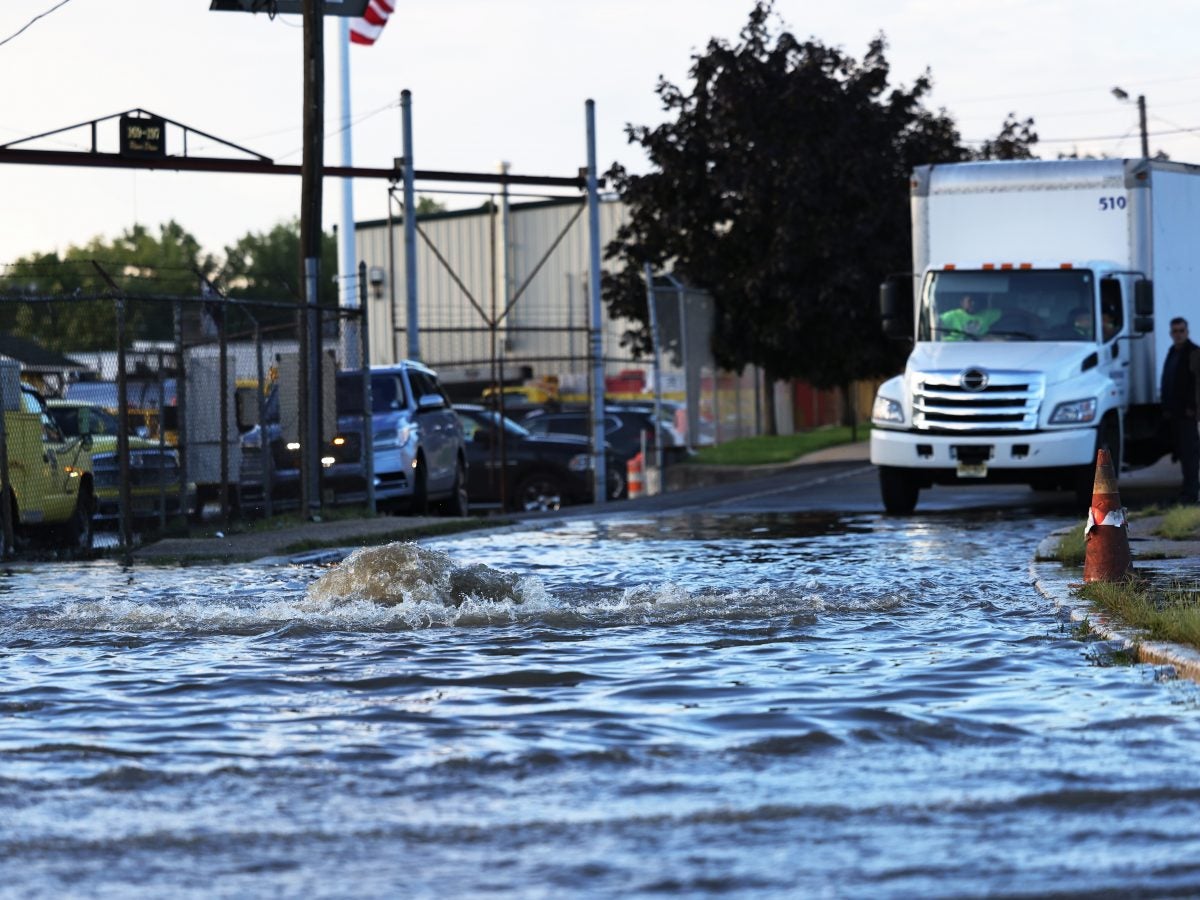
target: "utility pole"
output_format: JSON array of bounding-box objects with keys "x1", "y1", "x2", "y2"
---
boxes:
[{"x1": 300, "y1": 0, "x2": 325, "y2": 520}]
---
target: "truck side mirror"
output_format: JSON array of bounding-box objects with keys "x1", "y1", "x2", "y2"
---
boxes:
[
  {"x1": 880, "y1": 276, "x2": 914, "y2": 340},
  {"x1": 1134, "y1": 279, "x2": 1154, "y2": 333}
]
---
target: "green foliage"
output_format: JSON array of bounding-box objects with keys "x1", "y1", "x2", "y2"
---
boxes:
[
  {"x1": 0, "y1": 218, "x2": 341, "y2": 350},
  {"x1": 1154, "y1": 505, "x2": 1200, "y2": 541},
  {"x1": 0, "y1": 221, "x2": 218, "y2": 349},
  {"x1": 219, "y1": 218, "x2": 338, "y2": 306},
  {"x1": 690, "y1": 425, "x2": 858, "y2": 465},
  {"x1": 1077, "y1": 577, "x2": 1200, "y2": 648},
  {"x1": 603, "y1": 2, "x2": 1037, "y2": 389},
  {"x1": 1053, "y1": 524, "x2": 1087, "y2": 567}
]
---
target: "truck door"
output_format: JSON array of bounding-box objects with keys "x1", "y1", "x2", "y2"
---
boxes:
[{"x1": 1099, "y1": 276, "x2": 1131, "y2": 409}]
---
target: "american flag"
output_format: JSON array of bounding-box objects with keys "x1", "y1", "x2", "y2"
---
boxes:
[{"x1": 349, "y1": 0, "x2": 394, "y2": 45}]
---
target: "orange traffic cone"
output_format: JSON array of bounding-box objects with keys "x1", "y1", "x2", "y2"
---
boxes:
[
  {"x1": 1082, "y1": 447, "x2": 1132, "y2": 582},
  {"x1": 627, "y1": 452, "x2": 644, "y2": 500}
]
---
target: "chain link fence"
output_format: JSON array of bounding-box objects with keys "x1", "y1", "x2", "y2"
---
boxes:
[{"x1": 0, "y1": 265, "x2": 370, "y2": 557}]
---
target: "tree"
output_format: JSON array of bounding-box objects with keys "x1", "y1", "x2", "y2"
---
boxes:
[
  {"x1": 0, "y1": 221, "x2": 218, "y2": 350},
  {"x1": 603, "y1": 2, "x2": 1037, "y2": 431},
  {"x1": 975, "y1": 114, "x2": 1039, "y2": 160},
  {"x1": 220, "y1": 218, "x2": 337, "y2": 305}
]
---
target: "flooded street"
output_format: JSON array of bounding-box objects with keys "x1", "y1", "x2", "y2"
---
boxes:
[{"x1": 5, "y1": 509, "x2": 1200, "y2": 897}]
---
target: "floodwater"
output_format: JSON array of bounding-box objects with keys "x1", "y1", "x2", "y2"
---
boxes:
[{"x1": 4, "y1": 510, "x2": 1200, "y2": 898}]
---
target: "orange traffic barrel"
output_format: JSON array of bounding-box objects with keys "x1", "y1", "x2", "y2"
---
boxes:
[
  {"x1": 1082, "y1": 447, "x2": 1132, "y2": 582},
  {"x1": 627, "y1": 452, "x2": 644, "y2": 500}
]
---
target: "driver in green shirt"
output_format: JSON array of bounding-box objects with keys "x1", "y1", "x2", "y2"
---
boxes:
[{"x1": 939, "y1": 294, "x2": 1001, "y2": 340}]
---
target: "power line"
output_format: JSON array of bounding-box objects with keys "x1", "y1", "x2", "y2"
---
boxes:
[{"x1": 0, "y1": 0, "x2": 75, "y2": 49}]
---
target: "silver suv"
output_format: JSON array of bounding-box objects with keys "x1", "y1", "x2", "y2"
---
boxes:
[{"x1": 333, "y1": 361, "x2": 468, "y2": 515}]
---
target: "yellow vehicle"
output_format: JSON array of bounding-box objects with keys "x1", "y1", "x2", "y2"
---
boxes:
[
  {"x1": 0, "y1": 368, "x2": 95, "y2": 552},
  {"x1": 46, "y1": 399, "x2": 192, "y2": 527}
]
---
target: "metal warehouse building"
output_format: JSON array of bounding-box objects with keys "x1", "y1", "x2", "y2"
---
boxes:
[{"x1": 353, "y1": 195, "x2": 808, "y2": 443}]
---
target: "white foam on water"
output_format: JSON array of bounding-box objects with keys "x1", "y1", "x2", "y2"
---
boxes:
[{"x1": 29, "y1": 544, "x2": 908, "y2": 634}]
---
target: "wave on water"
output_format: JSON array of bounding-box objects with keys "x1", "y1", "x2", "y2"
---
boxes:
[{"x1": 27, "y1": 542, "x2": 908, "y2": 634}]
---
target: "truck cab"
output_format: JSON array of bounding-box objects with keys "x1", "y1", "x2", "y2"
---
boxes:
[{"x1": 0, "y1": 362, "x2": 95, "y2": 552}]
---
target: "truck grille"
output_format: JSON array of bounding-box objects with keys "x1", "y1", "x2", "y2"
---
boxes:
[
  {"x1": 92, "y1": 451, "x2": 181, "y2": 487},
  {"x1": 912, "y1": 370, "x2": 1043, "y2": 433}
]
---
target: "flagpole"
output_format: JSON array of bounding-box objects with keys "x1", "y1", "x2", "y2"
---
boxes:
[{"x1": 338, "y1": 16, "x2": 360, "y2": 369}]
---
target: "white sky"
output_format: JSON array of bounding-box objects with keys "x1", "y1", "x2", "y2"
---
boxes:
[{"x1": 2, "y1": 0, "x2": 1199, "y2": 266}]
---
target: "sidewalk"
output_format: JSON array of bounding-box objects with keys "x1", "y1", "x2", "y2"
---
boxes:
[
  {"x1": 128, "y1": 441, "x2": 876, "y2": 566},
  {"x1": 1032, "y1": 454, "x2": 1200, "y2": 681}
]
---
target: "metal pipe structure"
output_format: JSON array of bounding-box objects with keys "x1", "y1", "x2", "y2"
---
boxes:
[
  {"x1": 644, "y1": 264, "x2": 664, "y2": 480},
  {"x1": 585, "y1": 99, "x2": 607, "y2": 504},
  {"x1": 662, "y1": 272, "x2": 693, "y2": 455},
  {"x1": 337, "y1": 17, "x2": 360, "y2": 369},
  {"x1": 358, "y1": 262, "x2": 376, "y2": 515},
  {"x1": 401, "y1": 90, "x2": 419, "y2": 361}
]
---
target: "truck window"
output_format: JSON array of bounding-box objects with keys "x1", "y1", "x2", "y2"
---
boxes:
[
  {"x1": 1100, "y1": 278, "x2": 1124, "y2": 341},
  {"x1": 920, "y1": 269, "x2": 1095, "y2": 342}
]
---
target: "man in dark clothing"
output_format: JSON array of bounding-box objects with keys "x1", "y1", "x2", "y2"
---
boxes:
[{"x1": 1161, "y1": 316, "x2": 1200, "y2": 503}]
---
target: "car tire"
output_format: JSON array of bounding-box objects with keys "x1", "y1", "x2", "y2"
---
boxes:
[
  {"x1": 409, "y1": 457, "x2": 429, "y2": 516},
  {"x1": 514, "y1": 473, "x2": 563, "y2": 512},
  {"x1": 606, "y1": 463, "x2": 626, "y2": 500},
  {"x1": 438, "y1": 459, "x2": 469, "y2": 517}
]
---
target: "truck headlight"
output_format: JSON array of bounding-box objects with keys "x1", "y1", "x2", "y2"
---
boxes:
[
  {"x1": 872, "y1": 396, "x2": 905, "y2": 424},
  {"x1": 1049, "y1": 398, "x2": 1097, "y2": 424},
  {"x1": 373, "y1": 428, "x2": 398, "y2": 449}
]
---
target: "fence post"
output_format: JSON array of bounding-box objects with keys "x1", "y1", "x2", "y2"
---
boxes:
[
  {"x1": 359, "y1": 261, "x2": 375, "y2": 515},
  {"x1": 0, "y1": 382, "x2": 12, "y2": 559},
  {"x1": 175, "y1": 299, "x2": 190, "y2": 528},
  {"x1": 255, "y1": 318, "x2": 273, "y2": 519},
  {"x1": 116, "y1": 294, "x2": 132, "y2": 552},
  {"x1": 218, "y1": 298, "x2": 230, "y2": 527}
]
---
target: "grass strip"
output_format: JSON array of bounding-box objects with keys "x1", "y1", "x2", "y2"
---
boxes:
[
  {"x1": 690, "y1": 426, "x2": 860, "y2": 466},
  {"x1": 1154, "y1": 505, "x2": 1200, "y2": 541},
  {"x1": 1052, "y1": 524, "x2": 1087, "y2": 566},
  {"x1": 1077, "y1": 577, "x2": 1200, "y2": 648}
]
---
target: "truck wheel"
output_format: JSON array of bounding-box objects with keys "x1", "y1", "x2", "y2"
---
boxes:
[
  {"x1": 61, "y1": 486, "x2": 94, "y2": 555},
  {"x1": 879, "y1": 466, "x2": 920, "y2": 515},
  {"x1": 515, "y1": 473, "x2": 563, "y2": 512}
]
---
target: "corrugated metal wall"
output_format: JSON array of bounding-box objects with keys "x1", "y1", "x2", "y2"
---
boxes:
[{"x1": 353, "y1": 197, "x2": 638, "y2": 389}]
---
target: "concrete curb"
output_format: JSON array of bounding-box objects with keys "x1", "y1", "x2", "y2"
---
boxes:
[{"x1": 1032, "y1": 521, "x2": 1200, "y2": 683}]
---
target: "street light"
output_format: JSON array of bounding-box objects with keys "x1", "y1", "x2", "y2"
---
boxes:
[{"x1": 1112, "y1": 86, "x2": 1149, "y2": 158}]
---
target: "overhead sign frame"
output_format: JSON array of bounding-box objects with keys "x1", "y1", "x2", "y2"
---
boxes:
[{"x1": 208, "y1": 0, "x2": 371, "y2": 15}]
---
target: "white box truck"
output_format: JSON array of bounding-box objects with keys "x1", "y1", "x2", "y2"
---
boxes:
[{"x1": 870, "y1": 158, "x2": 1197, "y2": 513}]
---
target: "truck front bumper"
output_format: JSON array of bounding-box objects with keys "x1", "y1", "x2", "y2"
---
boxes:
[{"x1": 870, "y1": 427, "x2": 1096, "y2": 474}]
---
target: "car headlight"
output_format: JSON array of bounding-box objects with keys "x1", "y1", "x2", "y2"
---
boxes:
[
  {"x1": 373, "y1": 425, "x2": 412, "y2": 450},
  {"x1": 1049, "y1": 398, "x2": 1097, "y2": 424},
  {"x1": 872, "y1": 395, "x2": 905, "y2": 425},
  {"x1": 568, "y1": 453, "x2": 593, "y2": 472}
]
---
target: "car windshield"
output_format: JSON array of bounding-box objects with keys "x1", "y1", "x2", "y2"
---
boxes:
[
  {"x1": 918, "y1": 269, "x2": 1098, "y2": 342},
  {"x1": 336, "y1": 372, "x2": 410, "y2": 414},
  {"x1": 459, "y1": 409, "x2": 531, "y2": 439},
  {"x1": 49, "y1": 405, "x2": 124, "y2": 437}
]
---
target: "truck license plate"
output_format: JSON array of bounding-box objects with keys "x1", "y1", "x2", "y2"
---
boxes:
[{"x1": 957, "y1": 462, "x2": 988, "y2": 478}]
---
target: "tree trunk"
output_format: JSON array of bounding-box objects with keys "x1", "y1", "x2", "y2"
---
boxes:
[
  {"x1": 841, "y1": 381, "x2": 858, "y2": 442},
  {"x1": 762, "y1": 370, "x2": 778, "y2": 436}
]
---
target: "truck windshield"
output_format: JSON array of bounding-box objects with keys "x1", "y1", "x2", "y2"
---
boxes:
[{"x1": 918, "y1": 269, "x2": 1096, "y2": 342}]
